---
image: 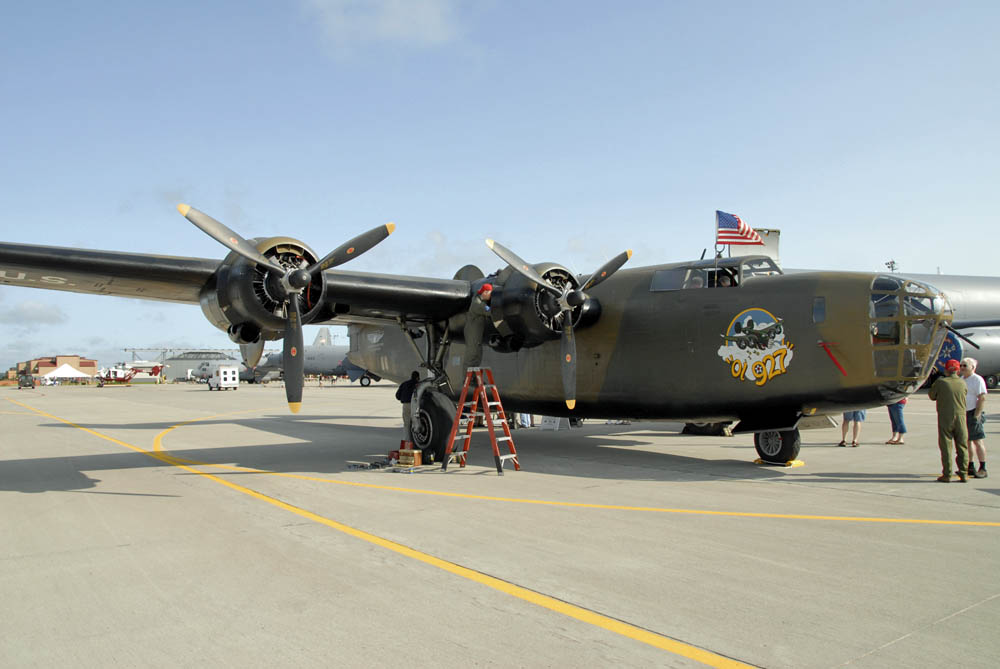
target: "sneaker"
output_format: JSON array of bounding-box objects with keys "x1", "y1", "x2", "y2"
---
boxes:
[
  {"x1": 936, "y1": 474, "x2": 951, "y2": 482},
  {"x1": 978, "y1": 467, "x2": 988, "y2": 479},
  {"x1": 968, "y1": 466, "x2": 976, "y2": 477},
  {"x1": 958, "y1": 472, "x2": 968, "y2": 483}
]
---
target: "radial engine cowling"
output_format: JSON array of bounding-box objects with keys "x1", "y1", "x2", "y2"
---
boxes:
[
  {"x1": 198, "y1": 237, "x2": 328, "y2": 341},
  {"x1": 487, "y1": 262, "x2": 601, "y2": 351}
]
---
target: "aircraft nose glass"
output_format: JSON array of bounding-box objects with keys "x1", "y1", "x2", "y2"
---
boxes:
[{"x1": 869, "y1": 275, "x2": 951, "y2": 394}]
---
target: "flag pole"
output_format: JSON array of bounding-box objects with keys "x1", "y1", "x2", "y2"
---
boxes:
[{"x1": 713, "y1": 210, "x2": 721, "y2": 278}]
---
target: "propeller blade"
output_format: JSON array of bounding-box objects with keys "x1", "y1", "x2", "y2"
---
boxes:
[
  {"x1": 307, "y1": 223, "x2": 396, "y2": 274},
  {"x1": 177, "y1": 204, "x2": 283, "y2": 271},
  {"x1": 283, "y1": 297, "x2": 305, "y2": 413},
  {"x1": 561, "y1": 315, "x2": 577, "y2": 410},
  {"x1": 485, "y1": 239, "x2": 560, "y2": 296},
  {"x1": 581, "y1": 250, "x2": 632, "y2": 292}
]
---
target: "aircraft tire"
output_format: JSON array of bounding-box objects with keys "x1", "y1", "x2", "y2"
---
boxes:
[
  {"x1": 754, "y1": 429, "x2": 801, "y2": 462},
  {"x1": 986, "y1": 375, "x2": 998, "y2": 390},
  {"x1": 360, "y1": 376, "x2": 372, "y2": 387},
  {"x1": 411, "y1": 390, "x2": 455, "y2": 463}
]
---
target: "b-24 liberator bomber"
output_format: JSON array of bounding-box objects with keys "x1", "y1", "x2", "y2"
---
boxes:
[{"x1": 0, "y1": 205, "x2": 955, "y2": 464}]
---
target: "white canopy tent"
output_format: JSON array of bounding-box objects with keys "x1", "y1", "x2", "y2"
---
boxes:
[{"x1": 42, "y1": 363, "x2": 93, "y2": 379}]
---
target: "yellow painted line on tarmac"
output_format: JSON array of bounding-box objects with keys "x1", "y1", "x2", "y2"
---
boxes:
[
  {"x1": 14, "y1": 397, "x2": 999, "y2": 530},
  {"x1": 6, "y1": 397, "x2": 753, "y2": 668},
  {"x1": 164, "y1": 462, "x2": 1000, "y2": 527},
  {"x1": 148, "y1": 413, "x2": 1000, "y2": 528}
]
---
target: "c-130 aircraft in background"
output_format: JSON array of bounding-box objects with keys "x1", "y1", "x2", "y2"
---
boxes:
[{"x1": 0, "y1": 204, "x2": 965, "y2": 465}]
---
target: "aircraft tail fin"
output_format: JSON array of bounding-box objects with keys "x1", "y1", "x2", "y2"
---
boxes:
[{"x1": 313, "y1": 327, "x2": 332, "y2": 347}]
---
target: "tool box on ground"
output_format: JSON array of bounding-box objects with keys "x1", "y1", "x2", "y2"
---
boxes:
[{"x1": 398, "y1": 449, "x2": 422, "y2": 466}]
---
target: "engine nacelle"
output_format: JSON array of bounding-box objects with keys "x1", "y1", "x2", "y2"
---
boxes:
[
  {"x1": 487, "y1": 262, "x2": 600, "y2": 351},
  {"x1": 199, "y1": 237, "x2": 327, "y2": 341}
]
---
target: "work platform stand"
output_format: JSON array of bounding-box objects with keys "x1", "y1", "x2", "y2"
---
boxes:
[{"x1": 441, "y1": 367, "x2": 520, "y2": 475}]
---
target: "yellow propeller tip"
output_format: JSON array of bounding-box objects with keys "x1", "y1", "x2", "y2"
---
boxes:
[
  {"x1": 177, "y1": 204, "x2": 191, "y2": 217},
  {"x1": 485, "y1": 239, "x2": 495, "y2": 249},
  {"x1": 385, "y1": 222, "x2": 396, "y2": 234},
  {"x1": 626, "y1": 249, "x2": 633, "y2": 259},
  {"x1": 288, "y1": 402, "x2": 302, "y2": 414},
  {"x1": 566, "y1": 400, "x2": 576, "y2": 410}
]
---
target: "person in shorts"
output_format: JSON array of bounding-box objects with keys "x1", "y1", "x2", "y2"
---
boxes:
[
  {"x1": 839, "y1": 410, "x2": 866, "y2": 447},
  {"x1": 959, "y1": 357, "x2": 988, "y2": 478}
]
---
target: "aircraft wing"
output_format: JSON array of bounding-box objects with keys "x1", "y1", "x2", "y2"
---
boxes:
[
  {"x1": 0, "y1": 242, "x2": 217, "y2": 303},
  {"x1": 322, "y1": 269, "x2": 471, "y2": 324},
  {"x1": 0, "y1": 242, "x2": 473, "y2": 323}
]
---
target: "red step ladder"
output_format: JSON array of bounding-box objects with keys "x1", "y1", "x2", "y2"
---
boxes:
[{"x1": 441, "y1": 367, "x2": 520, "y2": 475}]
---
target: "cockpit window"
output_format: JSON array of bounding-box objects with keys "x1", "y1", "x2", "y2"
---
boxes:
[
  {"x1": 650, "y1": 269, "x2": 687, "y2": 291},
  {"x1": 740, "y1": 257, "x2": 782, "y2": 279},
  {"x1": 650, "y1": 268, "x2": 732, "y2": 291},
  {"x1": 650, "y1": 256, "x2": 776, "y2": 292}
]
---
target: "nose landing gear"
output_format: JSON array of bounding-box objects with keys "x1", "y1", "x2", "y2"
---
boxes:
[{"x1": 753, "y1": 429, "x2": 801, "y2": 463}]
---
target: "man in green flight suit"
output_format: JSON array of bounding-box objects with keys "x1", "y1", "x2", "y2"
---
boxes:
[
  {"x1": 464, "y1": 283, "x2": 493, "y2": 369},
  {"x1": 928, "y1": 358, "x2": 969, "y2": 482}
]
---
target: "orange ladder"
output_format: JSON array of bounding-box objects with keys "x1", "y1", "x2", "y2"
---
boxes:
[{"x1": 441, "y1": 367, "x2": 520, "y2": 475}]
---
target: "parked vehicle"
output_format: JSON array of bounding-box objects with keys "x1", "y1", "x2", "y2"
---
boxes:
[
  {"x1": 17, "y1": 374, "x2": 34, "y2": 389},
  {"x1": 207, "y1": 365, "x2": 239, "y2": 391}
]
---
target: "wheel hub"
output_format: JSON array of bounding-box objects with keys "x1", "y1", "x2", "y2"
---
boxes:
[{"x1": 758, "y1": 430, "x2": 783, "y2": 457}]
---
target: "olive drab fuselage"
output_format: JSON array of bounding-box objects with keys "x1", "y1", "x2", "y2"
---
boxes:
[{"x1": 351, "y1": 259, "x2": 951, "y2": 429}]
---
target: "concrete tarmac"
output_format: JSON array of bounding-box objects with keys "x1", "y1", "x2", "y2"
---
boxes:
[{"x1": 2, "y1": 382, "x2": 998, "y2": 668}]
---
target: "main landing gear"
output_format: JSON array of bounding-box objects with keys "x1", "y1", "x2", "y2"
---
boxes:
[
  {"x1": 398, "y1": 319, "x2": 458, "y2": 464},
  {"x1": 753, "y1": 428, "x2": 801, "y2": 463}
]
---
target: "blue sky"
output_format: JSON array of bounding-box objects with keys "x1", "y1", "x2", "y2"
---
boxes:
[{"x1": 2, "y1": 1, "x2": 998, "y2": 369}]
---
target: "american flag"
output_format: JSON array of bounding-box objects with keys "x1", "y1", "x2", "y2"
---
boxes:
[{"x1": 716, "y1": 210, "x2": 763, "y2": 245}]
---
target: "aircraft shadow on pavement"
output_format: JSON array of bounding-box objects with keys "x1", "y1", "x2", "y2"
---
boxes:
[
  {"x1": 2, "y1": 418, "x2": 800, "y2": 493},
  {"x1": 35, "y1": 415, "x2": 391, "y2": 432}
]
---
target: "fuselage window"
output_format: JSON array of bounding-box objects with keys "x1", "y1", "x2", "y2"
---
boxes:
[{"x1": 812, "y1": 297, "x2": 826, "y2": 323}]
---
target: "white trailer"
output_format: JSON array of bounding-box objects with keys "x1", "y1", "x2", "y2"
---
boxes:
[{"x1": 208, "y1": 365, "x2": 239, "y2": 391}]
